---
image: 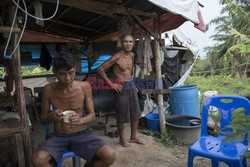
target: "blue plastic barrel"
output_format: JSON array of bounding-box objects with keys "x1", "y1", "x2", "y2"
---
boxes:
[
  {"x1": 145, "y1": 113, "x2": 160, "y2": 131},
  {"x1": 169, "y1": 85, "x2": 200, "y2": 117}
]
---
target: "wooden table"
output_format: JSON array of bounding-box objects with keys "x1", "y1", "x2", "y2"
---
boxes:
[{"x1": 0, "y1": 118, "x2": 25, "y2": 167}]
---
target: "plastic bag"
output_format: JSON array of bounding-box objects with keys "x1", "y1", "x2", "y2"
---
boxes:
[{"x1": 143, "y1": 95, "x2": 156, "y2": 115}]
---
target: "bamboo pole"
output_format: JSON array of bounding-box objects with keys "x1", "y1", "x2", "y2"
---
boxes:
[
  {"x1": 9, "y1": 5, "x2": 33, "y2": 167},
  {"x1": 153, "y1": 15, "x2": 166, "y2": 133}
]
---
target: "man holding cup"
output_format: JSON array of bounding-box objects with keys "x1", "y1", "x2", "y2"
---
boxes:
[{"x1": 32, "y1": 52, "x2": 115, "y2": 167}]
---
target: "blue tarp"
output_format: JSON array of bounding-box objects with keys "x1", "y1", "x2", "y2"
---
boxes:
[{"x1": 18, "y1": 44, "x2": 111, "y2": 72}]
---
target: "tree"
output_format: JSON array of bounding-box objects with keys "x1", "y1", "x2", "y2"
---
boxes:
[
  {"x1": 219, "y1": 0, "x2": 250, "y2": 161},
  {"x1": 208, "y1": 0, "x2": 249, "y2": 79}
]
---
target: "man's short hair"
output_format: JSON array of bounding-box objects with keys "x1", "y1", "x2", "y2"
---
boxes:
[
  {"x1": 121, "y1": 33, "x2": 134, "y2": 42},
  {"x1": 53, "y1": 52, "x2": 75, "y2": 71}
]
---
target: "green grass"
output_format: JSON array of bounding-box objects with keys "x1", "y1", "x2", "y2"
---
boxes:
[
  {"x1": 149, "y1": 130, "x2": 184, "y2": 146},
  {"x1": 184, "y1": 74, "x2": 250, "y2": 115},
  {"x1": 185, "y1": 75, "x2": 250, "y2": 96}
]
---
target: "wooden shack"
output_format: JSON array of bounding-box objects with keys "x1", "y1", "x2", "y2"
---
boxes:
[{"x1": 0, "y1": 0, "x2": 205, "y2": 166}]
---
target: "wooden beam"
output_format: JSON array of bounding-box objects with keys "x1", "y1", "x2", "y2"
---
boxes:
[
  {"x1": 49, "y1": 19, "x2": 102, "y2": 33},
  {"x1": 153, "y1": 15, "x2": 166, "y2": 133},
  {"x1": 66, "y1": 0, "x2": 128, "y2": 37},
  {"x1": 47, "y1": 0, "x2": 142, "y2": 37},
  {"x1": 80, "y1": 0, "x2": 133, "y2": 26},
  {"x1": 121, "y1": 0, "x2": 133, "y2": 5},
  {"x1": 15, "y1": 134, "x2": 25, "y2": 167},
  {"x1": 88, "y1": 23, "x2": 118, "y2": 41},
  {"x1": 9, "y1": 5, "x2": 32, "y2": 167},
  {"x1": 165, "y1": 45, "x2": 189, "y2": 50},
  {"x1": 41, "y1": 0, "x2": 154, "y2": 18},
  {"x1": 87, "y1": 25, "x2": 108, "y2": 39},
  {"x1": 66, "y1": 15, "x2": 104, "y2": 36},
  {"x1": 85, "y1": 15, "x2": 103, "y2": 26},
  {"x1": 129, "y1": 11, "x2": 162, "y2": 44},
  {"x1": 45, "y1": 6, "x2": 72, "y2": 30},
  {"x1": 139, "y1": 89, "x2": 171, "y2": 94},
  {"x1": 0, "y1": 26, "x2": 21, "y2": 33},
  {"x1": 83, "y1": 0, "x2": 133, "y2": 26}
]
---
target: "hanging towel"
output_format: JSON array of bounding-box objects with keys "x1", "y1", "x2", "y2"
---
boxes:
[{"x1": 40, "y1": 43, "x2": 52, "y2": 70}]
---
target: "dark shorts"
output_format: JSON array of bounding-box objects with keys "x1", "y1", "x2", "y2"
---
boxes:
[
  {"x1": 36, "y1": 128, "x2": 106, "y2": 165},
  {"x1": 115, "y1": 81, "x2": 141, "y2": 124}
]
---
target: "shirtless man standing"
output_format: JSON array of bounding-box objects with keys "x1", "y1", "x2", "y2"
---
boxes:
[
  {"x1": 32, "y1": 52, "x2": 116, "y2": 167},
  {"x1": 98, "y1": 34, "x2": 144, "y2": 147}
]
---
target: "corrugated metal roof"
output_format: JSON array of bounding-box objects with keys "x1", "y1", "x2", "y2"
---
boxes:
[{"x1": 1, "y1": 0, "x2": 199, "y2": 42}]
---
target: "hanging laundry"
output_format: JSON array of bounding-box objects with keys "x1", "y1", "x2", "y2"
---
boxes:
[
  {"x1": 136, "y1": 31, "x2": 144, "y2": 65},
  {"x1": 40, "y1": 43, "x2": 52, "y2": 70},
  {"x1": 84, "y1": 42, "x2": 99, "y2": 72},
  {"x1": 67, "y1": 42, "x2": 82, "y2": 72},
  {"x1": 55, "y1": 43, "x2": 61, "y2": 53},
  {"x1": 0, "y1": 33, "x2": 5, "y2": 61},
  {"x1": 160, "y1": 46, "x2": 165, "y2": 66},
  {"x1": 33, "y1": 0, "x2": 44, "y2": 26},
  {"x1": 136, "y1": 31, "x2": 144, "y2": 78},
  {"x1": 143, "y1": 34, "x2": 153, "y2": 75}
]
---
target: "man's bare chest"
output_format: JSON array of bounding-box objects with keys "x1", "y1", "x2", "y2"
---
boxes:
[
  {"x1": 51, "y1": 89, "x2": 84, "y2": 105},
  {"x1": 116, "y1": 56, "x2": 133, "y2": 70}
]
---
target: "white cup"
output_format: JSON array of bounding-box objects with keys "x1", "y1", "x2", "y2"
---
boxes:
[{"x1": 62, "y1": 110, "x2": 75, "y2": 123}]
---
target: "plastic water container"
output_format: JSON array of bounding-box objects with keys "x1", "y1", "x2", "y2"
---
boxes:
[
  {"x1": 169, "y1": 85, "x2": 200, "y2": 117},
  {"x1": 145, "y1": 113, "x2": 160, "y2": 131},
  {"x1": 165, "y1": 115, "x2": 201, "y2": 144}
]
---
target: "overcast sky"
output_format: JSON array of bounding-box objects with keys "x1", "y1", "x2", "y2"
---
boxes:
[{"x1": 178, "y1": 0, "x2": 223, "y2": 59}]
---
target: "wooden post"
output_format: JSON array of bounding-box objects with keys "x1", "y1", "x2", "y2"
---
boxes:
[
  {"x1": 153, "y1": 15, "x2": 166, "y2": 133},
  {"x1": 9, "y1": 5, "x2": 33, "y2": 167}
]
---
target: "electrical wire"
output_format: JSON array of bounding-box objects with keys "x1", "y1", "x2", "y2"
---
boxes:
[
  {"x1": 191, "y1": 63, "x2": 250, "y2": 74},
  {"x1": 4, "y1": 0, "x2": 27, "y2": 59},
  {"x1": 4, "y1": 0, "x2": 60, "y2": 58},
  {"x1": 11, "y1": 0, "x2": 60, "y2": 21}
]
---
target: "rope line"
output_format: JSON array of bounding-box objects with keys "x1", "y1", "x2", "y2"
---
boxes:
[{"x1": 191, "y1": 63, "x2": 250, "y2": 74}]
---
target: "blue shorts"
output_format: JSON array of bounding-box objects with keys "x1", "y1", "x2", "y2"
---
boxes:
[{"x1": 36, "y1": 128, "x2": 106, "y2": 165}]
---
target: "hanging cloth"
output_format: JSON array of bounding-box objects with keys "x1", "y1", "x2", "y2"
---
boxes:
[
  {"x1": 40, "y1": 43, "x2": 52, "y2": 70},
  {"x1": 143, "y1": 34, "x2": 153, "y2": 75},
  {"x1": 143, "y1": 94, "x2": 157, "y2": 115},
  {"x1": 33, "y1": 0, "x2": 44, "y2": 26},
  {"x1": 136, "y1": 30, "x2": 144, "y2": 78},
  {"x1": 55, "y1": 43, "x2": 61, "y2": 53},
  {"x1": 136, "y1": 30, "x2": 144, "y2": 65}
]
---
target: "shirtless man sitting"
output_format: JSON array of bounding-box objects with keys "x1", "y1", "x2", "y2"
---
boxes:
[
  {"x1": 98, "y1": 34, "x2": 144, "y2": 147},
  {"x1": 32, "y1": 52, "x2": 116, "y2": 167}
]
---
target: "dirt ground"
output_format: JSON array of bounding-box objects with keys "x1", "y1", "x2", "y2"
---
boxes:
[{"x1": 31, "y1": 116, "x2": 219, "y2": 167}]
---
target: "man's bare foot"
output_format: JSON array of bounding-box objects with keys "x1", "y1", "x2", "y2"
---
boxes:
[
  {"x1": 119, "y1": 140, "x2": 131, "y2": 147},
  {"x1": 129, "y1": 138, "x2": 145, "y2": 145}
]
